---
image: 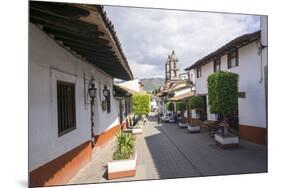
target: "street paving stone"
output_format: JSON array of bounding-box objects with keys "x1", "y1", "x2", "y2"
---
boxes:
[{"x1": 68, "y1": 115, "x2": 267, "y2": 185}]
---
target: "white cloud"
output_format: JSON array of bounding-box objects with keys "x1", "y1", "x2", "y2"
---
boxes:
[
  {"x1": 129, "y1": 61, "x2": 163, "y2": 79},
  {"x1": 105, "y1": 6, "x2": 260, "y2": 78}
]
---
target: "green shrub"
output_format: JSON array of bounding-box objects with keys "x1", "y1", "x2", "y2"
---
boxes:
[
  {"x1": 189, "y1": 96, "x2": 204, "y2": 110},
  {"x1": 113, "y1": 132, "x2": 135, "y2": 160},
  {"x1": 132, "y1": 94, "x2": 150, "y2": 116},
  {"x1": 176, "y1": 101, "x2": 186, "y2": 112},
  {"x1": 207, "y1": 71, "x2": 239, "y2": 118},
  {"x1": 165, "y1": 101, "x2": 174, "y2": 112}
]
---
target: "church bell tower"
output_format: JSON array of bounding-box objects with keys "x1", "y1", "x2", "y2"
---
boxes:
[{"x1": 165, "y1": 50, "x2": 179, "y2": 83}]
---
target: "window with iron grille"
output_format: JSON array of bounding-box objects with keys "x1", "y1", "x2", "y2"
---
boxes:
[
  {"x1": 106, "y1": 90, "x2": 111, "y2": 113},
  {"x1": 238, "y1": 91, "x2": 246, "y2": 98},
  {"x1": 57, "y1": 81, "x2": 76, "y2": 136},
  {"x1": 196, "y1": 67, "x2": 202, "y2": 78},
  {"x1": 228, "y1": 50, "x2": 239, "y2": 69},
  {"x1": 213, "y1": 58, "x2": 221, "y2": 72}
]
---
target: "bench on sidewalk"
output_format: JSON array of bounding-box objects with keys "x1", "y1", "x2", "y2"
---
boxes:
[
  {"x1": 203, "y1": 120, "x2": 223, "y2": 137},
  {"x1": 122, "y1": 117, "x2": 143, "y2": 134}
]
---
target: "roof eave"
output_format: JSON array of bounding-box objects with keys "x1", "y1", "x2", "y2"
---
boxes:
[
  {"x1": 184, "y1": 30, "x2": 261, "y2": 71},
  {"x1": 30, "y1": 1, "x2": 133, "y2": 80}
]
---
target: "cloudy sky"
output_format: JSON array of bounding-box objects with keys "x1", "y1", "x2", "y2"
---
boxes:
[{"x1": 104, "y1": 6, "x2": 260, "y2": 79}]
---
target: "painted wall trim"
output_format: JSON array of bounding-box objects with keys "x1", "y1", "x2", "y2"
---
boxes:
[
  {"x1": 94, "y1": 124, "x2": 121, "y2": 147},
  {"x1": 239, "y1": 124, "x2": 267, "y2": 145},
  {"x1": 29, "y1": 141, "x2": 92, "y2": 187}
]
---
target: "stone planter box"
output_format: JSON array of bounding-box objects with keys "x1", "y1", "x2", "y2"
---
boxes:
[
  {"x1": 191, "y1": 118, "x2": 200, "y2": 126},
  {"x1": 107, "y1": 152, "x2": 137, "y2": 180},
  {"x1": 215, "y1": 133, "x2": 239, "y2": 149},
  {"x1": 178, "y1": 122, "x2": 188, "y2": 128},
  {"x1": 122, "y1": 128, "x2": 132, "y2": 133},
  {"x1": 187, "y1": 124, "x2": 201, "y2": 133},
  {"x1": 122, "y1": 128, "x2": 142, "y2": 134},
  {"x1": 132, "y1": 128, "x2": 143, "y2": 134}
]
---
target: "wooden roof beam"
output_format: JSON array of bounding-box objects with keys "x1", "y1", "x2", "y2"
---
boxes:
[
  {"x1": 62, "y1": 41, "x2": 115, "y2": 55},
  {"x1": 53, "y1": 35, "x2": 112, "y2": 49},
  {"x1": 94, "y1": 64, "x2": 124, "y2": 71},
  {"x1": 43, "y1": 26, "x2": 104, "y2": 39},
  {"x1": 70, "y1": 48, "x2": 118, "y2": 59},
  {"x1": 84, "y1": 56, "x2": 121, "y2": 65},
  {"x1": 50, "y1": 32, "x2": 110, "y2": 45},
  {"x1": 30, "y1": 1, "x2": 90, "y2": 19},
  {"x1": 30, "y1": 9, "x2": 98, "y2": 33}
]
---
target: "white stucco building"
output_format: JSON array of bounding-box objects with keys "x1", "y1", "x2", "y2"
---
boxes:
[
  {"x1": 185, "y1": 16, "x2": 268, "y2": 145},
  {"x1": 116, "y1": 79, "x2": 144, "y2": 93},
  {"x1": 29, "y1": 2, "x2": 133, "y2": 187},
  {"x1": 150, "y1": 95, "x2": 159, "y2": 112}
]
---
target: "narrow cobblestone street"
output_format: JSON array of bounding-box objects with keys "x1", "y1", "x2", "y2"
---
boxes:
[
  {"x1": 68, "y1": 115, "x2": 267, "y2": 185},
  {"x1": 25, "y1": 4, "x2": 271, "y2": 188}
]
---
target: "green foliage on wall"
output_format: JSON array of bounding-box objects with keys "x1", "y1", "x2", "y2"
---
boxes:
[
  {"x1": 165, "y1": 101, "x2": 174, "y2": 112},
  {"x1": 176, "y1": 101, "x2": 186, "y2": 112},
  {"x1": 207, "y1": 71, "x2": 239, "y2": 118},
  {"x1": 132, "y1": 94, "x2": 150, "y2": 116},
  {"x1": 189, "y1": 96, "x2": 204, "y2": 110}
]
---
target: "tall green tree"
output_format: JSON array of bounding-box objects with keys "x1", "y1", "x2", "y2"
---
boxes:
[
  {"x1": 208, "y1": 71, "x2": 239, "y2": 135},
  {"x1": 189, "y1": 96, "x2": 204, "y2": 110},
  {"x1": 132, "y1": 94, "x2": 150, "y2": 116},
  {"x1": 176, "y1": 101, "x2": 187, "y2": 112}
]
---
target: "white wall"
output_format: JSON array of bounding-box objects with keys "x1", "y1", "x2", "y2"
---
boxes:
[
  {"x1": 235, "y1": 42, "x2": 266, "y2": 128},
  {"x1": 195, "y1": 61, "x2": 214, "y2": 94},
  {"x1": 191, "y1": 109, "x2": 197, "y2": 119},
  {"x1": 29, "y1": 23, "x2": 121, "y2": 171},
  {"x1": 92, "y1": 78, "x2": 120, "y2": 135},
  {"x1": 260, "y1": 16, "x2": 268, "y2": 127},
  {"x1": 187, "y1": 69, "x2": 196, "y2": 84},
  {"x1": 151, "y1": 100, "x2": 157, "y2": 109},
  {"x1": 194, "y1": 41, "x2": 266, "y2": 128},
  {"x1": 206, "y1": 95, "x2": 216, "y2": 121}
]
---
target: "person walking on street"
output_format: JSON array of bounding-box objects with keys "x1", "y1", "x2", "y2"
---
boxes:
[{"x1": 157, "y1": 113, "x2": 160, "y2": 124}]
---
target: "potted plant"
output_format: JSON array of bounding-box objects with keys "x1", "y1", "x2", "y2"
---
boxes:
[
  {"x1": 107, "y1": 132, "x2": 137, "y2": 180},
  {"x1": 131, "y1": 121, "x2": 143, "y2": 134},
  {"x1": 188, "y1": 96, "x2": 204, "y2": 133},
  {"x1": 176, "y1": 101, "x2": 188, "y2": 128},
  {"x1": 208, "y1": 71, "x2": 239, "y2": 149}
]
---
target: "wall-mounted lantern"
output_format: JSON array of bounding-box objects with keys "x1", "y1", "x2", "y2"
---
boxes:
[
  {"x1": 102, "y1": 85, "x2": 111, "y2": 113},
  {"x1": 103, "y1": 85, "x2": 110, "y2": 98},
  {"x1": 88, "y1": 81, "x2": 97, "y2": 100},
  {"x1": 88, "y1": 79, "x2": 97, "y2": 146}
]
